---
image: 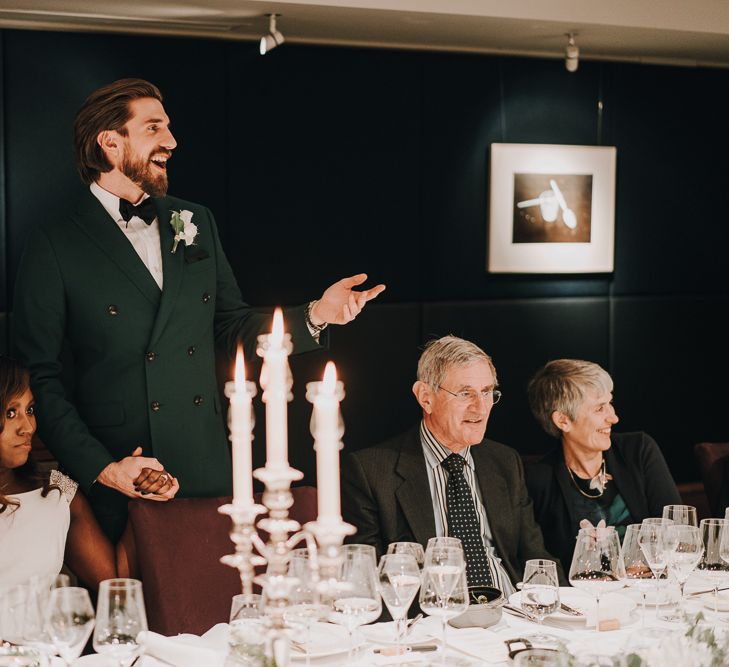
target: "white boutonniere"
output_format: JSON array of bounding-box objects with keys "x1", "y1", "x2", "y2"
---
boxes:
[{"x1": 169, "y1": 209, "x2": 198, "y2": 254}]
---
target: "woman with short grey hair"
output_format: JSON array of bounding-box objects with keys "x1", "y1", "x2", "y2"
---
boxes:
[{"x1": 524, "y1": 359, "x2": 681, "y2": 572}]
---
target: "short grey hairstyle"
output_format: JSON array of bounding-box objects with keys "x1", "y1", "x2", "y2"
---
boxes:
[
  {"x1": 417, "y1": 336, "x2": 497, "y2": 389},
  {"x1": 528, "y1": 359, "x2": 613, "y2": 439}
]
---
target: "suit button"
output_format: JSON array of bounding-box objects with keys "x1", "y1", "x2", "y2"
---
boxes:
[
  {"x1": 193, "y1": 395, "x2": 203, "y2": 406},
  {"x1": 187, "y1": 346, "x2": 196, "y2": 356},
  {"x1": 202, "y1": 292, "x2": 210, "y2": 303},
  {"x1": 107, "y1": 305, "x2": 119, "y2": 316},
  {"x1": 146, "y1": 352, "x2": 156, "y2": 362},
  {"x1": 151, "y1": 401, "x2": 161, "y2": 412}
]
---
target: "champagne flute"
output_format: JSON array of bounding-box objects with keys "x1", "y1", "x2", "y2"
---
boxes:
[
  {"x1": 569, "y1": 526, "x2": 625, "y2": 631},
  {"x1": 387, "y1": 542, "x2": 425, "y2": 569},
  {"x1": 377, "y1": 553, "x2": 421, "y2": 656},
  {"x1": 92, "y1": 578, "x2": 148, "y2": 667},
  {"x1": 698, "y1": 519, "x2": 729, "y2": 619},
  {"x1": 329, "y1": 550, "x2": 381, "y2": 661},
  {"x1": 663, "y1": 505, "x2": 698, "y2": 527},
  {"x1": 662, "y1": 525, "x2": 703, "y2": 621},
  {"x1": 44, "y1": 587, "x2": 95, "y2": 667},
  {"x1": 520, "y1": 559, "x2": 560, "y2": 642},
  {"x1": 622, "y1": 524, "x2": 654, "y2": 624},
  {"x1": 419, "y1": 565, "x2": 468, "y2": 666}
]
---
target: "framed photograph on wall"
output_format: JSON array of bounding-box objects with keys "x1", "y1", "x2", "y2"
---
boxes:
[{"x1": 487, "y1": 143, "x2": 617, "y2": 273}]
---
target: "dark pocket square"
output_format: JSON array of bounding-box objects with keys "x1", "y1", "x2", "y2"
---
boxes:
[{"x1": 184, "y1": 247, "x2": 210, "y2": 263}]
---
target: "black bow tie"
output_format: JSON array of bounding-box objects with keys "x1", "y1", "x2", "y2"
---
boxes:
[{"x1": 119, "y1": 197, "x2": 157, "y2": 226}]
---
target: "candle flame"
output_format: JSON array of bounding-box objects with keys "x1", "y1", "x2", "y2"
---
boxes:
[
  {"x1": 272, "y1": 308, "x2": 284, "y2": 345},
  {"x1": 322, "y1": 361, "x2": 337, "y2": 393},
  {"x1": 234, "y1": 345, "x2": 245, "y2": 390}
]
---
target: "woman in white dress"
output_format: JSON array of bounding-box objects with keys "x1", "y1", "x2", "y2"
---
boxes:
[{"x1": 0, "y1": 356, "x2": 128, "y2": 590}]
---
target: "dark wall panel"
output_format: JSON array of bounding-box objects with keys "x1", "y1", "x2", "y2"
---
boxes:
[
  {"x1": 612, "y1": 295, "x2": 729, "y2": 482},
  {"x1": 422, "y1": 298, "x2": 609, "y2": 457}
]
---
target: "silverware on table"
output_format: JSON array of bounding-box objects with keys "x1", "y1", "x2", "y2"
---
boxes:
[
  {"x1": 559, "y1": 602, "x2": 584, "y2": 616},
  {"x1": 688, "y1": 586, "x2": 729, "y2": 598},
  {"x1": 404, "y1": 612, "x2": 424, "y2": 634},
  {"x1": 502, "y1": 604, "x2": 539, "y2": 622}
]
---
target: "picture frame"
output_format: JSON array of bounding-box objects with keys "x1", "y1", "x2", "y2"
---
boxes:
[{"x1": 487, "y1": 143, "x2": 617, "y2": 273}]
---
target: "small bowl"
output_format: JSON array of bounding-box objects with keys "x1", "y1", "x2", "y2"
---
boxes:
[{"x1": 449, "y1": 586, "x2": 504, "y2": 628}]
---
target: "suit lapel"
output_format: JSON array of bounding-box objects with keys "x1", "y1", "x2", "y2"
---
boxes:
[
  {"x1": 471, "y1": 443, "x2": 511, "y2": 556},
  {"x1": 148, "y1": 200, "x2": 184, "y2": 346},
  {"x1": 394, "y1": 429, "x2": 436, "y2": 547},
  {"x1": 71, "y1": 191, "x2": 161, "y2": 307}
]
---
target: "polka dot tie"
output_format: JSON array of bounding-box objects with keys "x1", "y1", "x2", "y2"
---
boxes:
[{"x1": 441, "y1": 453, "x2": 493, "y2": 587}]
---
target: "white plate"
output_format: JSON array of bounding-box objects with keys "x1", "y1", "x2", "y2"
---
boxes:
[
  {"x1": 624, "y1": 583, "x2": 676, "y2": 607},
  {"x1": 289, "y1": 622, "x2": 364, "y2": 660},
  {"x1": 509, "y1": 587, "x2": 636, "y2": 624},
  {"x1": 360, "y1": 621, "x2": 433, "y2": 645},
  {"x1": 73, "y1": 656, "x2": 117, "y2": 667}
]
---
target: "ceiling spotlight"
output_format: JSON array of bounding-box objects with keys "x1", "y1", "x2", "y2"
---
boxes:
[
  {"x1": 565, "y1": 33, "x2": 579, "y2": 72},
  {"x1": 260, "y1": 13, "x2": 284, "y2": 55}
]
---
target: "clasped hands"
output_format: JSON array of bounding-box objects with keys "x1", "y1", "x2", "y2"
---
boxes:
[
  {"x1": 97, "y1": 446, "x2": 179, "y2": 501},
  {"x1": 310, "y1": 273, "x2": 386, "y2": 326}
]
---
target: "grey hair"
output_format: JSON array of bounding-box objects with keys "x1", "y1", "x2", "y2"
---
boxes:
[
  {"x1": 417, "y1": 336, "x2": 497, "y2": 389},
  {"x1": 528, "y1": 359, "x2": 613, "y2": 439}
]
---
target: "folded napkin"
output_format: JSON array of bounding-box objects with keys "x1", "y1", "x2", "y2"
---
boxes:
[{"x1": 137, "y1": 624, "x2": 229, "y2": 667}]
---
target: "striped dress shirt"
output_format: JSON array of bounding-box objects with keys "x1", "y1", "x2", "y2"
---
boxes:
[{"x1": 420, "y1": 421, "x2": 516, "y2": 596}]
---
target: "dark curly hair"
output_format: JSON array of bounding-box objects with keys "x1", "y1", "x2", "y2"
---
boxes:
[{"x1": 0, "y1": 356, "x2": 58, "y2": 514}]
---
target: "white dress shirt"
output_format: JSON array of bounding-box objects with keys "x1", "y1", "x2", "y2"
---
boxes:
[{"x1": 90, "y1": 182, "x2": 164, "y2": 289}]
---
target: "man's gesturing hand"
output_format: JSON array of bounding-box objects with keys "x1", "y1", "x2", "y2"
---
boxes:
[
  {"x1": 97, "y1": 447, "x2": 179, "y2": 501},
  {"x1": 310, "y1": 273, "x2": 386, "y2": 326}
]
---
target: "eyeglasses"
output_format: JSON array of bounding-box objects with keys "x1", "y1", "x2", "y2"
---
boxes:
[{"x1": 438, "y1": 386, "x2": 502, "y2": 405}]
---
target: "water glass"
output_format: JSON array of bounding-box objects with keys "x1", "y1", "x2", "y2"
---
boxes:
[
  {"x1": 521, "y1": 559, "x2": 560, "y2": 641},
  {"x1": 663, "y1": 505, "x2": 698, "y2": 527},
  {"x1": 45, "y1": 587, "x2": 95, "y2": 666},
  {"x1": 622, "y1": 524, "x2": 653, "y2": 623},
  {"x1": 386, "y1": 542, "x2": 425, "y2": 569},
  {"x1": 377, "y1": 553, "x2": 420, "y2": 655},
  {"x1": 92, "y1": 578, "x2": 147, "y2": 667},
  {"x1": 663, "y1": 524, "x2": 703, "y2": 621},
  {"x1": 699, "y1": 518, "x2": 729, "y2": 620}
]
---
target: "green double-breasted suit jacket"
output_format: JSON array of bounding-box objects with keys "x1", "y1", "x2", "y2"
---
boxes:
[{"x1": 13, "y1": 190, "x2": 320, "y2": 537}]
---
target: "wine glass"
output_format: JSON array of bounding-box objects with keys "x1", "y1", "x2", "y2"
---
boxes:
[
  {"x1": 419, "y1": 563, "x2": 468, "y2": 666},
  {"x1": 387, "y1": 542, "x2": 425, "y2": 569},
  {"x1": 698, "y1": 519, "x2": 729, "y2": 619},
  {"x1": 329, "y1": 549, "x2": 381, "y2": 661},
  {"x1": 663, "y1": 505, "x2": 698, "y2": 527},
  {"x1": 283, "y1": 549, "x2": 328, "y2": 667},
  {"x1": 377, "y1": 553, "x2": 421, "y2": 656},
  {"x1": 642, "y1": 517, "x2": 675, "y2": 527},
  {"x1": 662, "y1": 525, "x2": 703, "y2": 621},
  {"x1": 622, "y1": 524, "x2": 654, "y2": 624},
  {"x1": 568, "y1": 526, "x2": 625, "y2": 631},
  {"x1": 45, "y1": 587, "x2": 95, "y2": 666},
  {"x1": 639, "y1": 522, "x2": 678, "y2": 603},
  {"x1": 342, "y1": 543, "x2": 377, "y2": 566},
  {"x1": 92, "y1": 578, "x2": 148, "y2": 667},
  {"x1": 426, "y1": 537, "x2": 462, "y2": 552},
  {"x1": 520, "y1": 559, "x2": 560, "y2": 641}
]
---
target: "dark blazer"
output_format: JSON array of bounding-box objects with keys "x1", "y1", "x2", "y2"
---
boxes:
[
  {"x1": 525, "y1": 431, "x2": 682, "y2": 573},
  {"x1": 13, "y1": 190, "x2": 320, "y2": 538},
  {"x1": 341, "y1": 425, "x2": 560, "y2": 586}
]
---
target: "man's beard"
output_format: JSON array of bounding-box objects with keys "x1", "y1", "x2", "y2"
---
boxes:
[{"x1": 120, "y1": 148, "x2": 169, "y2": 197}]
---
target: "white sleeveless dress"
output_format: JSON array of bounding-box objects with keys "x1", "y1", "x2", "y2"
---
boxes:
[{"x1": 0, "y1": 470, "x2": 78, "y2": 589}]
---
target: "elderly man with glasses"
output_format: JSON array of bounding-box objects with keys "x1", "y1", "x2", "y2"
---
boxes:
[{"x1": 342, "y1": 335, "x2": 560, "y2": 594}]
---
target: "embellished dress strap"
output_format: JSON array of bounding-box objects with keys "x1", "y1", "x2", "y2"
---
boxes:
[{"x1": 49, "y1": 470, "x2": 79, "y2": 503}]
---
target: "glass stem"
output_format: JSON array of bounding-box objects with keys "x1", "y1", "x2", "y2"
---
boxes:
[
  {"x1": 595, "y1": 594, "x2": 601, "y2": 632},
  {"x1": 678, "y1": 581, "x2": 686, "y2": 618},
  {"x1": 441, "y1": 614, "x2": 448, "y2": 666},
  {"x1": 715, "y1": 583, "x2": 719, "y2": 617},
  {"x1": 305, "y1": 621, "x2": 312, "y2": 667}
]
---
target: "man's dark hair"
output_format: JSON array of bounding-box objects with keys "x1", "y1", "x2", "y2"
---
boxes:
[{"x1": 73, "y1": 78, "x2": 163, "y2": 185}]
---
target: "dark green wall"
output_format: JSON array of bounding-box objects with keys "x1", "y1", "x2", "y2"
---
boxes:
[{"x1": 2, "y1": 28, "x2": 728, "y2": 484}]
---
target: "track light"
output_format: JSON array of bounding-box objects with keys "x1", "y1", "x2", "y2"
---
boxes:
[
  {"x1": 260, "y1": 14, "x2": 284, "y2": 55},
  {"x1": 565, "y1": 33, "x2": 579, "y2": 72}
]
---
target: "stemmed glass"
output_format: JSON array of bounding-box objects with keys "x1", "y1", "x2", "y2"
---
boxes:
[
  {"x1": 662, "y1": 525, "x2": 703, "y2": 621},
  {"x1": 329, "y1": 548, "x2": 381, "y2": 661},
  {"x1": 569, "y1": 526, "x2": 625, "y2": 631},
  {"x1": 387, "y1": 542, "x2": 425, "y2": 569},
  {"x1": 663, "y1": 505, "x2": 698, "y2": 527},
  {"x1": 622, "y1": 524, "x2": 654, "y2": 624},
  {"x1": 520, "y1": 559, "x2": 560, "y2": 641},
  {"x1": 639, "y1": 522, "x2": 678, "y2": 605},
  {"x1": 699, "y1": 518, "x2": 729, "y2": 619},
  {"x1": 45, "y1": 587, "x2": 95, "y2": 667},
  {"x1": 92, "y1": 578, "x2": 148, "y2": 667},
  {"x1": 419, "y1": 561, "x2": 468, "y2": 666},
  {"x1": 377, "y1": 553, "x2": 421, "y2": 656}
]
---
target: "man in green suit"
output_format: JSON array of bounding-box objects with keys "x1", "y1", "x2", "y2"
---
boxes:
[{"x1": 13, "y1": 78, "x2": 384, "y2": 540}]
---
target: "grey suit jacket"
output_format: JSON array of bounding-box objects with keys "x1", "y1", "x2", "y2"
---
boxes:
[{"x1": 341, "y1": 425, "x2": 561, "y2": 585}]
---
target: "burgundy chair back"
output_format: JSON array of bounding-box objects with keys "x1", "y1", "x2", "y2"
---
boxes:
[
  {"x1": 128, "y1": 485, "x2": 318, "y2": 636},
  {"x1": 693, "y1": 442, "x2": 729, "y2": 517}
]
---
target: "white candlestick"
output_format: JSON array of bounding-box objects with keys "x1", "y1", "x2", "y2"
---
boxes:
[
  {"x1": 307, "y1": 362, "x2": 345, "y2": 522},
  {"x1": 226, "y1": 346, "x2": 256, "y2": 506},
  {"x1": 257, "y1": 308, "x2": 293, "y2": 469}
]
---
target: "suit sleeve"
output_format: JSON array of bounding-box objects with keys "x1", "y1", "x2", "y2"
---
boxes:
[
  {"x1": 13, "y1": 229, "x2": 115, "y2": 492},
  {"x1": 341, "y1": 452, "x2": 385, "y2": 555},
  {"x1": 205, "y1": 207, "x2": 322, "y2": 359},
  {"x1": 639, "y1": 433, "x2": 682, "y2": 514}
]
